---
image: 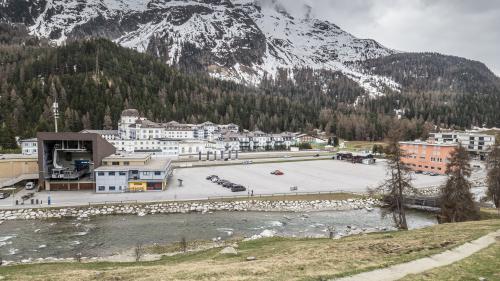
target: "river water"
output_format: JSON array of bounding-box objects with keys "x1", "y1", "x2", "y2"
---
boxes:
[{"x1": 0, "y1": 209, "x2": 436, "y2": 262}]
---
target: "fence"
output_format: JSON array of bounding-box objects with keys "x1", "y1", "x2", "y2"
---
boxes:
[
  {"x1": 206, "y1": 190, "x2": 363, "y2": 201},
  {"x1": 88, "y1": 200, "x2": 138, "y2": 206}
]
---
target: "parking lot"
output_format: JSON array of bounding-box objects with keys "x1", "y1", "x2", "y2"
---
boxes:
[
  {"x1": 0, "y1": 159, "x2": 452, "y2": 209},
  {"x1": 168, "y1": 159, "x2": 447, "y2": 197}
]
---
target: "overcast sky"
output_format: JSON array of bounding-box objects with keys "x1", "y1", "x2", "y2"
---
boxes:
[{"x1": 277, "y1": 0, "x2": 500, "y2": 76}]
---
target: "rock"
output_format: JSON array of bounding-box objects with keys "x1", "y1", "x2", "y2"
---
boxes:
[
  {"x1": 259, "y1": 229, "x2": 276, "y2": 238},
  {"x1": 478, "y1": 278, "x2": 487, "y2": 281},
  {"x1": 219, "y1": 247, "x2": 238, "y2": 255},
  {"x1": 246, "y1": 256, "x2": 256, "y2": 261}
]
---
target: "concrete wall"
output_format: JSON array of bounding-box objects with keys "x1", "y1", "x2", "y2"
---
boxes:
[{"x1": 0, "y1": 157, "x2": 38, "y2": 179}]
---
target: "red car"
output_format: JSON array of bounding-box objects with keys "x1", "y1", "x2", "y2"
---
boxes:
[{"x1": 271, "y1": 170, "x2": 284, "y2": 175}]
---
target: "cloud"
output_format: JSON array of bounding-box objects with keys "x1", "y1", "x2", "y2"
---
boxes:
[{"x1": 273, "y1": 0, "x2": 500, "y2": 75}]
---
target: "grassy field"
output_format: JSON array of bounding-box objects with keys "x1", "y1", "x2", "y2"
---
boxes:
[
  {"x1": 341, "y1": 141, "x2": 387, "y2": 152},
  {"x1": 401, "y1": 238, "x2": 500, "y2": 281},
  {"x1": 1, "y1": 220, "x2": 499, "y2": 281}
]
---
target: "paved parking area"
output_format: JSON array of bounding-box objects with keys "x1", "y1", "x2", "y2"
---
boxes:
[{"x1": 0, "y1": 160, "x2": 449, "y2": 209}]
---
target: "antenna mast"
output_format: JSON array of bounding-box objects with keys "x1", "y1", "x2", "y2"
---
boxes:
[{"x1": 52, "y1": 99, "x2": 59, "y2": 132}]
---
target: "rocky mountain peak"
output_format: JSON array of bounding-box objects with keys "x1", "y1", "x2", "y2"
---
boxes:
[{"x1": 0, "y1": 0, "x2": 400, "y2": 95}]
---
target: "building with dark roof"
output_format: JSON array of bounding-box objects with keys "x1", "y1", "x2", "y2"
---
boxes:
[{"x1": 37, "y1": 132, "x2": 116, "y2": 191}]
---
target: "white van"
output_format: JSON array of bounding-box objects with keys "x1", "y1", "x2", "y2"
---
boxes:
[{"x1": 25, "y1": 182, "x2": 35, "y2": 190}]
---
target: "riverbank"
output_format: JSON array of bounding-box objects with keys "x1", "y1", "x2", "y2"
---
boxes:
[
  {"x1": 1, "y1": 219, "x2": 498, "y2": 281},
  {"x1": 0, "y1": 197, "x2": 379, "y2": 221}
]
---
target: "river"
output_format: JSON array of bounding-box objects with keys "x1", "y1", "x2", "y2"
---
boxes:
[{"x1": 0, "y1": 209, "x2": 436, "y2": 262}]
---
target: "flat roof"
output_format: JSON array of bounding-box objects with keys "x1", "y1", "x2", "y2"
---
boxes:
[
  {"x1": 399, "y1": 141, "x2": 458, "y2": 147},
  {"x1": 103, "y1": 153, "x2": 152, "y2": 161},
  {"x1": 95, "y1": 158, "x2": 171, "y2": 172},
  {"x1": 0, "y1": 154, "x2": 38, "y2": 160},
  {"x1": 20, "y1": 138, "x2": 37, "y2": 142}
]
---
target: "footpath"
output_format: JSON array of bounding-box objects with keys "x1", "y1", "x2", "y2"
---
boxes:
[{"x1": 332, "y1": 229, "x2": 500, "y2": 281}]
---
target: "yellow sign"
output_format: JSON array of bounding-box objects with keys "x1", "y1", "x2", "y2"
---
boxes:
[{"x1": 128, "y1": 182, "x2": 146, "y2": 192}]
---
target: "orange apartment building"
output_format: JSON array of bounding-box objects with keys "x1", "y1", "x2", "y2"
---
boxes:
[{"x1": 399, "y1": 141, "x2": 457, "y2": 175}]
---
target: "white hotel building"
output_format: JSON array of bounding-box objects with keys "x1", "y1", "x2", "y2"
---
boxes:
[
  {"x1": 21, "y1": 109, "x2": 300, "y2": 159},
  {"x1": 428, "y1": 131, "x2": 496, "y2": 155}
]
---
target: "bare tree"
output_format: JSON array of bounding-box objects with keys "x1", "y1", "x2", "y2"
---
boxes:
[
  {"x1": 134, "y1": 242, "x2": 144, "y2": 262},
  {"x1": 487, "y1": 138, "x2": 500, "y2": 210},
  {"x1": 73, "y1": 252, "x2": 82, "y2": 263},
  {"x1": 375, "y1": 129, "x2": 413, "y2": 230},
  {"x1": 439, "y1": 145, "x2": 480, "y2": 223},
  {"x1": 180, "y1": 237, "x2": 187, "y2": 253}
]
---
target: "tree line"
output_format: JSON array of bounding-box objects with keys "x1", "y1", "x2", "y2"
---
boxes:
[{"x1": 0, "y1": 38, "x2": 499, "y2": 149}]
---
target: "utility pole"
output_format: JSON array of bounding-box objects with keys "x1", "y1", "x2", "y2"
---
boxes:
[
  {"x1": 95, "y1": 47, "x2": 100, "y2": 81},
  {"x1": 52, "y1": 99, "x2": 59, "y2": 133}
]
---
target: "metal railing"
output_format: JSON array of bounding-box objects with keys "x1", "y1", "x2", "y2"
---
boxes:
[
  {"x1": 206, "y1": 190, "x2": 362, "y2": 201},
  {"x1": 88, "y1": 200, "x2": 138, "y2": 206}
]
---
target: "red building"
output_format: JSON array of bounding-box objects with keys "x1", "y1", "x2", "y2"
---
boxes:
[{"x1": 399, "y1": 141, "x2": 457, "y2": 175}]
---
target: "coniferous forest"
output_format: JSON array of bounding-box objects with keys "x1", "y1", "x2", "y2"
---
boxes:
[{"x1": 0, "y1": 35, "x2": 499, "y2": 149}]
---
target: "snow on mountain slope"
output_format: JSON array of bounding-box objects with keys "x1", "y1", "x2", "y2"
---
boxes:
[
  {"x1": 1, "y1": 0, "x2": 400, "y2": 96},
  {"x1": 232, "y1": 0, "x2": 400, "y2": 95}
]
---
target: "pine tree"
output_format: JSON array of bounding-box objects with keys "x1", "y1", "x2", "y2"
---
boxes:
[
  {"x1": 376, "y1": 129, "x2": 413, "y2": 230},
  {"x1": 439, "y1": 145, "x2": 480, "y2": 223},
  {"x1": 487, "y1": 138, "x2": 500, "y2": 209}
]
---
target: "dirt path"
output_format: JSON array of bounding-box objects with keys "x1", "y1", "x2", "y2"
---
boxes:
[{"x1": 332, "y1": 229, "x2": 500, "y2": 281}]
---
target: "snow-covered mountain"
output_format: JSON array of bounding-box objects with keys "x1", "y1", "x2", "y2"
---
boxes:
[{"x1": 0, "y1": 0, "x2": 400, "y2": 95}]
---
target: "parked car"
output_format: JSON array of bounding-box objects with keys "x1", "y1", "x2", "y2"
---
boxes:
[
  {"x1": 283, "y1": 155, "x2": 290, "y2": 158},
  {"x1": 217, "y1": 179, "x2": 228, "y2": 185},
  {"x1": 25, "y1": 182, "x2": 35, "y2": 190},
  {"x1": 222, "y1": 182, "x2": 234, "y2": 188},
  {"x1": 313, "y1": 154, "x2": 320, "y2": 157},
  {"x1": 21, "y1": 193, "x2": 35, "y2": 201},
  {"x1": 231, "y1": 185, "x2": 247, "y2": 192},
  {"x1": 242, "y1": 160, "x2": 253, "y2": 164},
  {"x1": 211, "y1": 177, "x2": 220, "y2": 183},
  {"x1": 0, "y1": 192, "x2": 11, "y2": 200},
  {"x1": 271, "y1": 170, "x2": 284, "y2": 175},
  {"x1": 206, "y1": 175, "x2": 218, "y2": 181}
]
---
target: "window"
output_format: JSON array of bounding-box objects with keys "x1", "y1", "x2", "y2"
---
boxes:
[
  {"x1": 143, "y1": 171, "x2": 150, "y2": 175},
  {"x1": 109, "y1": 172, "x2": 115, "y2": 176},
  {"x1": 112, "y1": 161, "x2": 119, "y2": 166},
  {"x1": 124, "y1": 161, "x2": 129, "y2": 166},
  {"x1": 109, "y1": 186, "x2": 116, "y2": 191},
  {"x1": 154, "y1": 171, "x2": 161, "y2": 176},
  {"x1": 97, "y1": 172, "x2": 105, "y2": 176},
  {"x1": 119, "y1": 171, "x2": 127, "y2": 176},
  {"x1": 98, "y1": 186, "x2": 105, "y2": 191}
]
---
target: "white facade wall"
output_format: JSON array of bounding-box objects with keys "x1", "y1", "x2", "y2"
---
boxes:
[
  {"x1": 21, "y1": 140, "x2": 38, "y2": 155},
  {"x1": 430, "y1": 132, "x2": 496, "y2": 153},
  {"x1": 95, "y1": 171, "x2": 128, "y2": 192},
  {"x1": 118, "y1": 115, "x2": 140, "y2": 139},
  {"x1": 109, "y1": 139, "x2": 180, "y2": 157}
]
